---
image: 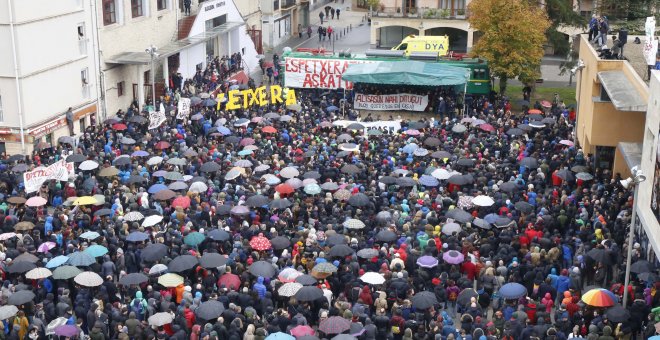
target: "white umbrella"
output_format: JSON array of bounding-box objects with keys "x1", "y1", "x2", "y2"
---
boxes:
[
  {"x1": 254, "y1": 164, "x2": 270, "y2": 172},
  {"x1": 26, "y1": 267, "x2": 52, "y2": 280},
  {"x1": 189, "y1": 182, "x2": 208, "y2": 193},
  {"x1": 343, "y1": 219, "x2": 366, "y2": 230},
  {"x1": 78, "y1": 160, "x2": 99, "y2": 171},
  {"x1": 149, "y1": 263, "x2": 168, "y2": 275},
  {"x1": 46, "y1": 317, "x2": 68, "y2": 335},
  {"x1": 148, "y1": 312, "x2": 174, "y2": 326},
  {"x1": 431, "y1": 168, "x2": 452, "y2": 180},
  {"x1": 279, "y1": 167, "x2": 300, "y2": 179},
  {"x1": 74, "y1": 271, "x2": 103, "y2": 287},
  {"x1": 278, "y1": 282, "x2": 303, "y2": 297},
  {"x1": 147, "y1": 156, "x2": 164, "y2": 166},
  {"x1": 0, "y1": 305, "x2": 18, "y2": 320},
  {"x1": 123, "y1": 211, "x2": 144, "y2": 222},
  {"x1": 360, "y1": 272, "x2": 386, "y2": 285},
  {"x1": 142, "y1": 215, "x2": 163, "y2": 227},
  {"x1": 472, "y1": 195, "x2": 495, "y2": 207},
  {"x1": 225, "y1": 169, "x2": 242, "y2": 181}
]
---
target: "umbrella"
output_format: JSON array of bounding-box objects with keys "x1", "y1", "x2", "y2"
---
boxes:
[
  {"x1": 184, "y1": 232, "x2": 206, "y2": 246},
  {"x1": 25, "y1": 267, "x2": 52, "y2": 280},
  {"x1": 278, "y1": 268, "x2": 302, "y2": 283},
  {"x1": 0, "y1": 305, "x2": 18, "y2": 320},
  {"x1": 249, "y1": 261, "x2": 277, "y2": 277},
  {"x1": 333, "y1": 189, "x2": 351, "y2": 201},
  {"x1": 231, "y1": 205, "x2": 250, "y2": 215},
  {"x1": 0, "y1": 233, "x2": 16, "y2": 241},
  {"x1": 290, "y1": 325, "x2": 315, "y2": 338},
  {"x1": 66, "y1": 154, "x2": 86, "y2": 162},
  {"x1": 419, "y1": 174, "x2": 439, "y2": 186},
  {"x1": 153, "y1": 189, "x2": 176, "y2": 200},
  {"x1": 472, "y1": 195, "x2": 494, "y2": 207},
  {"x1": 499, "y1": 181, "x2": 518, "y2": 192},
  {"x1": 327, "y1": 244, "x2": 354, "y2": 257},
  {"x1": 6, "y1": 197, "x2": 26, "y2": 205},
  {"x1": 10, "y1": 164, "x2": 28, "y2": 172},
  {"x1": 319, "y1": 316, "x2": 351, "y2": 335},
  {"x1": 581, "y1": 288, "x2": 616, "y2": 307},
  {"x1": 431, "y1": 168, "x2": 452, "y2": 179},
  {"x1": 456, "y1": 158, "x2": 475, "y2": 167},
  {"x1": 313, "y1": 262, "x2": 338, "y2": 274},
  {"x1": 25, "y1": 196, "x2": 47, "y2": 207},
  {"x1": 443, "y1": 250, "x2": 464, "y2": 264},
  {"x1": 200, "y1": 161, "x2": 221, "y2": 173},
  {"x1": 457, "y1": 288, "x2": 479, "y2": 306},
  {"x1": 586, "y1": 248, "x2": 611, "y2": 264},
  {"x1": 556, "y1": 168, "x2": 575, "y2": 181},
  {"x1": 84, "y1": 245, "x2": 108, "y2": 257},
  {"x1": 279, "y1": 167, "x2": 300, "y2": 179},
  {"x1": 158, "y1": 273, "x2": 184, "y2": 287},
  {"x1": 93, "y1": 208, "x2": 113, "y2": 217},
  {"x1": 14, "y1": 221, "x2": 35, "y2": 231},
  {"x1": 630, "y1": 260, "x2": 654, "y2": 274},
  {"x1": 199, "y1": 253, "x2": 227, "y2": 268},
  {"x1": 54, "y1": 325, "x2": 79, "y2": 337},
  {"x1": 119, "y1": 273, "x2": 149, "y2": 285},
  {"x1": 359, "y1": 271, "x2": 386, "y2": 285},
  {"x1": 411, "y1": 291, "x2": 438, "y2": 309},
  {"x1": 442, "y1": 222, "x2": 462, "y2": 235},
  {"x1": 217, "y1": 273, "x2": 241, "y2": 290},
  {"x1": 52, "y1": 266, "x2": 82, "y2": 280},
  {"x1": 148, "y1": 183, "x2": 168, "y2": 194},
  {"x1": 168, "y1": 181, "x2": 188, "y2": 191},
  {"x1": 446, "y1": 208, "x2": 473, "y2": 223},
  {"x1": 6, "y1": 261, "x2": 35, "y2": 274},
  {"x1": 46, "y1": 255, "x2": 69, "y2": 268},
  {"x1": 348, "y1": 193, "x2": 370, "y2": 207},
  {"x1": 473, "y1": 218, "x2": 492, "y2": 230},
  {"x1": 195, "y1": 300, "x2": 225, "y2": 320},
  {"x1": 357, "y1": 248, "x2": 379, "y2": 259},
  {"x1": 14, "y1": 253, "x2": 39, "y2": 263},
  {"x1": 126, "y1": 231, "x2": 150, "y2": 243},
  {"x1": 171, "y1": 196, "x2": 191, "y2": 209},
  {"x1": 250, "y1": 235, "x2": 272, "y2": 251},
  {"x1": 296, "y1": 275, "x2": 318, "y2": 286},
  {"x1": 79, "y1": 160, "x2": 99, "y2": 170},
  {"x1": 576, "y1": 172, "x2": 594, "y2": 181},
  {"x1": 141, "y1": 243, "x2": 168, "y2": 262},
  {"x1": 343, "y1": 218, "x2": 365, "y2": 230},
  {"x1": 340, "y1": 164, "x2": 362, "y2": 174},
  {"x1": 74, "y1": 271, "x2": 103, "y2": 287},
  {"x1": 507, "y1": 128, "x2": 524, "y2": 136},
  {"x1": 278, "y1": 282, "x2": 303, "y2": 297},
  {"x1": 304, "y1": 184, "x2": 322, "y2": 195},
  {"x1": 451, "y1": 124, "x2": 467, "y2": 133},
  {"x1": 67, "y1": 251, "x2": 96, "y2": 266},
  {"x1": 270, "y1": 198, "x2": 292, "y2": 210},
  {"x1": 375, "y1": 230, "x2": 397, "y2": 242},
  {"x1": 499, "y1": 282, "x2": 528, "y2": 299},
  {"x1": 417, "y1": 256, "x2": 439, "y2": 268},
  {"x1": 560, "y1": 139, "x2": 575, "y2": 147},
  {"x1": 270, "y1": 236, "x2": 291, "y2": 250},
  {"x1": 295, "y1": 286, "x2": 324, "y2": 301},
  {"x1": 606, "y1": 305, "x2": 630, "y2": 322},
  {"x1": 520, "y1": 157, "x2": 538, "y2": 168},
  {"x1": 149, "y1": 264, "x2": 168, "y2": 275},
  {"x1": 147, "y1": 156, "x2": 164, "y2": 166},
  {"x1": 148, "y1": 312, "x2": 174, "y2": 326},
  {"x1": 168, "y1": 255, "x2": 198, "y2": 272},
  {"x1": 208, "y1": 229, "x2": 231, "y2": 241},
  {"x1": 246, "y1": 195, "x2": 270, "y2": 208},
  {"x1": 7, "y1": 290, "x2": 35, "y2": 305},
  {"x1": 73, "y1": 196, "x2": 97, "y2": 205},
  {"x1": 637, "y1": 272, "x2": 658, "y2": 282},
  {"x1": 514, "y1": 201, "x2": 534, "y2": 214}
]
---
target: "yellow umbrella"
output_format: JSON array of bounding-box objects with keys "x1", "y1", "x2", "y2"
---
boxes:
[
  {"x1": 158, "y1": 273, "x2": 184, "y2": 287},
  {"x1": 73, "y1": 196, "x2": 97, "y2": 206},
  {"x1": 98, "y1": 166, "x2": 119, "y2": 177}
]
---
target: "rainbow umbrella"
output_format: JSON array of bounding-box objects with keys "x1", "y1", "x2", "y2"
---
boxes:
[{"x1": 581, "y1": 288, "x2": 616, "y2": 307}]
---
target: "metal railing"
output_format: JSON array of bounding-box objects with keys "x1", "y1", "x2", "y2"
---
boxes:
[{"x1": 373, "y1": 7, "x2": 467, "y2": 19}]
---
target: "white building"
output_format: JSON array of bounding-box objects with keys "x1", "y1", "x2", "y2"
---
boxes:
[
  {"x1": 262, "y1": 0, "x2": 310, "y2": 49},
  {"x1": 0, "y1": 0, "x2": 99, "y2": 155}
]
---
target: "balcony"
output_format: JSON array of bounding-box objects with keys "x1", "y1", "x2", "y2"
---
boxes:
[
  {"x1": 373, "y1": 7, "x2": 467, "y2": 20},
  {"x1": 281, "y1": 0, "x2": 296, "y2": 9}
]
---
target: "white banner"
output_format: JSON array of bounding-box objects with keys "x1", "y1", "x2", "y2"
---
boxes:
[
  {"x1": 149, "y1": 104, "x2": 167, "y2": 130},
  {"x1": 332, "y1": 120, "x2": 402, "y2": 134},
  {"x1": 353, "y1": 93, "x2": 429, "y2": 111},
  {"x1": 284, "y1": 57, "x2": 379, "y2": 89},
  {"x1": 177, "y1": 98, "x2": 191, "y2": 120},
  {"x1": 23, "y1": 160, "x2": 73, "y2": 193},
  {"x1": 644, "y1": 16, "x2": 657, "y2": 66}
]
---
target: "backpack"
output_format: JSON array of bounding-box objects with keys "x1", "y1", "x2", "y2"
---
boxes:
[
  {"x1": 448, "y1": 289, "x2": 458, "y2": 301},
  {"x1": 131, "y1": 298, "x2": 144, "y2": 315}
]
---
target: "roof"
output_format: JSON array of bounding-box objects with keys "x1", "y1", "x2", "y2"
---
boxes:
[
  {"x1": 341, "y1": 61, "x2": 469, "y2": 86},
  {"x1": 616, "y1": 142, "x2": 642, "y2": 170},
  {"x1": 597, "y1": 71, "x2": 647, "y2": 112},
  {"x1": 105, "y1": 22, "x2": 243, "y2": 65}
]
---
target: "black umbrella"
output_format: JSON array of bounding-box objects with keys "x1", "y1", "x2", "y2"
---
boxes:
[
  {"x1": 341, "y1": 164, "x2": 362, "y2": 174},
  {"x1": 6, "y1": 261, "x2": 36, "y2": 274},
  {"x1": 199, "y1": 253, "x2": 227, "y2": 268},
  {"x1": 408, "y1": 121, "x2": 426, "y2": 130},
  {"x1": 348, "y1": 193, "x2": 370, "y2": 207},
  {"x1": 295, "y1": 286, "x2": 324, "y2": 302},
  {"x1": 93, "y1": 208, "x2": 113, "y2": 217},
  {"x1": 630, "y1": 260, "x2": 654, "y2": 274},
  {"x1": 357, "y1": 248, "x2": 379, "y2": 259},
  {"x1": 411, "y1": 291, "x2": 437, "y2": 309},
  {"x1": 126, "y1": 232, "x2": 149, "y2": 242},
  {"x1": 375, "y1": 230, "x2": 397, "y2": 242},
  {"x1": 216, "y1": 205, "x2": 232, "y2": 215},
  {"x1": 637, "y1": 272, "x2": 657, "y2": 282},
  {"x1": 606, "y1": 305, "x2": 630, "y2": 323},
  {"x1": 58, "y1": 136, "x2": 74, "y2": 145},
  {"x1": 119, "y1": 273, "x2": 148, "y2": 286},
  {"x1": 346, "y1": 123, "x2": 365, "y2": 131},
  {"x1": 128, "y1": 115, "x2": 148, "y2": 124},
  {"x1": 506, "y1": 128, "x2": 524, "y2": 136},
  {"x1": 378, "y1": 176, "x2": 398, "y2": 184},
  {"x1": 456, "y1": 158, "x2": 475, "y2": 167},
  {"x1": 208, "y1": 229, "x2": 231, "y2": 241},
  {"x1": 7, "y1": 154, "x2": 24, "y2": 162},
  {"x1": 8, "y1": 290, "x2": 35, "y2": 305},
  {"x1": 249, "y1": 261, "x2": 276, "y2": 278},
  {"x1": 556, "y1": 169, "x2": 575, "y2": 182},
  {"x1": 199, "y1": 161, "x2": 221, "y2": 173},
  {"x1": 66, "y1": 154, "x2": 86, "y2": 163},
  {"x1": 520, "y1": 157, "x2": 538, "y2": 168},
  {"x1": 499, "y1": 182, "x2": 518, "y2": 192},
  {"x1": 140, "y1": 243, "x2": 168, "y2": 262},
  {"x1": 446, "y1": 209, "x2": 473, "y2": 223},
  {"x1": 424, "y1": 137, "x2": 441, "y2": 147},
  {"x1": 327, "y1": 244, "x2": 354, "y2": 257},
  {"x1": 457, "y1": 288, "x2": 479, "y2": 306},
  {"x1": 586, "y1": 248, "x2": 611, "y2": 264},
  {"x1": 447, "y1": 174, "x2": 470, "y2": 185},
  {"x1": 270, "y1": 199, "x2": 292, "y2": 209},
  {"x1": 514, "y1": 201, "x2": 534, "y2": 214},
  {"x1": 270, "y1": 236, "x2": 291, "y2": 250},
  {"x1": 113, "y1": 157, "x2": 131, "y2": 166},
  {"x1": 246, "y1": 195, "x2": 270, "y2": 208},
  {"x1": 431, "y1": 151, "x2": 452, "y2": 159},
  {"x1": 395, "y1": 177, "x2": 416, "y2": 187},
  {"x1": 126, "y1": 175, "x2": 147, "y2": 184},
  {"x1": 326, "y1": 234, "x2": 347, "y2": 246},
  {"x1": 224, "y1": 136, "x2": 241, "y2": 145},
  {"x1": 168, "y1": 255, "x2": 198, "y2": 272},
  {"x1": 303, "y1": 171, "x2": 321, "y2": 180},
  {"x1": 472, "y1": 218, "x2": 492, "y2": 230},
  {"x1": 295, "y1": 274, "x2": 318, "y2": 286},
  {"x1": 195, "y1": 300, "x2": 225, "y2": 320}
]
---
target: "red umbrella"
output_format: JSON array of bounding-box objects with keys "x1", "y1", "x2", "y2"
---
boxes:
[
  {"x1": 262, "y1": 126, "x2": 277, "y2": 133},
  {"x1": 171, "y1": 196, "x2": 191, "y2": 209},
  {"x1": 479, "y1": 124, "x2": 495, "y2": 132},
  {"x1": 290, "y1": 325, "x2": 315, "y2": 337},
  {"x1": 217, "y1": 273, "x2": 241, "y2": 290},
  {"x1": 263, "y1": 61, "x2": 274, "y2": 68},
  {"x1": 249, "y1": 234, "x2": 272, "y2": 251},
  {"x1": 275, "y1": 183, "x2": 294, "y2": 194},
  {"x1": 240, "y1": 138, "x2": 255, "y2": 146},
  {"x1": 155, "y1": 141, "x2": 171, "y2": 150},
  {"x1": 540, "y1": 100, "x2": 552, "y2": 108},
  {"x1": 112, "y1": 123, "x2": 127, "y2": 131},
  {"x1": 528, "y1": 109, "x2": 543, "y2": 114}
]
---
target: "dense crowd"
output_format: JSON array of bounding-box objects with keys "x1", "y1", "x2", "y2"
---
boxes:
[{"x1": 0, "y1": 61, "x2": 658, "y2": 340}]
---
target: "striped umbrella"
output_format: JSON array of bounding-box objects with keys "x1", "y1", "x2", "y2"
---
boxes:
[{"x1": 581, "y1": 288, "x2": 616, "y2": 307}]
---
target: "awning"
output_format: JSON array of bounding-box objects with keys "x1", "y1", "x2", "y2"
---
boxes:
[
  {"x1": 341, "y1": 61, "x2": 468, "y2": 86},
  {"x1": 617, "y1": 142, "x2": 642, "y2": 170},
  {"x1": 597, "y1": 71, "x2": 647, "y2": 112},
  {"x1": 106, "y1": 22, "x2": 244, "y2": 65}
]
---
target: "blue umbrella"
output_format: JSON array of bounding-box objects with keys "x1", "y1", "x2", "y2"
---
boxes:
[
  {"x1": 498, "y1": 282, "x2": 527, "y2": 299},
  {"x1": 79, "y1": 231, "x2": 100, "y2": 240},
  {"x1": 238, "y1": 149, "x2": 253, "y2": 156},
  {"x1": 402, "y1": 143, "x2": 419, "y2": 154},
  {"x1": 191, "y1": 113, "x2": 204, "y2": 121},
  {"x1": 131, "y1": 150, "x2": 149, "y2": 157},
  {"x1": 190, "y1": 97, "x2": 202, "y2": 106},
  {"x1": 126, "y1": 231, "x2": 149, "y2": 242},
  {"x1": 217, "y1": 126, "x2": 231, "y2": 135},
  {"x1": 265, "y1": 333, "x2": 295, "y2": 340},
  {"x1": 46, "y1": 255, "x2": 69, "y2": 269},
  {"x1": 67, "y1": 252, "x2": 96, "y2": 267},
  {"x1": 84, "y1": 245, "x2": 108, "y2": 258},
  {"x1": 326, "y1": 105, "x2": 339, "y2": 112},
  {"x1": 202, "y1": 99, "x2": 217, "y2": 107},
  {"x1": 148, "y1": 184, "x2": 168, "y2": 194},
  {"x1": 484, "y1": 213, "x2": 499, "y2": 224},
  {"x1": 234, "y1": 118, "x2": 250, "y2": 126},
  {"x1": 184, "y1": 232, "x2": 206, "y2": 247},
  {"x1": 418, "y1": 175, "x2": 439, "y2": 187}
]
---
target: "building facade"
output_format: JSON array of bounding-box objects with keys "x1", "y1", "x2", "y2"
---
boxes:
[
  {"x1": 0, "y1": 0, "x2": 99, "y2": 155},
  {"x1": 261, "y1": 0, "x2": 314, "y2": 50}
]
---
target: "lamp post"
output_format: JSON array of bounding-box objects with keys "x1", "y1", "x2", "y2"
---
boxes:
[
  {"x1": 622, "y1": 166, "x2": 647, "y2": 307},
  {"x1": 145, "y1": 45, "x2": 159, "y2": 110}
]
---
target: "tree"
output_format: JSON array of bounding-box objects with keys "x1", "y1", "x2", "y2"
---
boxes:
[
  {"x1": 545, "y1": 0, "x2": 585, "y2": 57},
  {"x1": 468, "y1": 0, "x2": 550, "y2": 94}
]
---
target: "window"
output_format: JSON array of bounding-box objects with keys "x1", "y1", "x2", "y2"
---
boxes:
[
  {"x1": 81, "y1": 68, "x2": 89, "y2": 86},
  {"x1": 117, "y1": 81, "x2": 125, "y2": 96},
  {"x1": 144, "y1": 70, "x2": 151, "y2": 84},
  {"x1": 102, "y1": 0, "x2": 116, "y2": 25},
  {"x1": 157, "y1": 0, "x2": 167, "y2": 10},
  {"x1": 79, "y1": 118, "x2": 86, "y2": 132},
  {"x1": 0, "y1": 94, "x2": 3, "y2": 122},
  {"x1": 131, "y1": 0, "x2": 144, "y2": 18},
  {"x1": 77, "y1": 23, "x2": 87, "y2": 54},
  {"x1": 77, "y1": 23, "x2": 86, "y2": 40}
]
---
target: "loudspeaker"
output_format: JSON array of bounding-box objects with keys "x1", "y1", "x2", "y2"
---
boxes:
[{"x1": 619, "y1": 29, "x2": 628, "y2": 45}]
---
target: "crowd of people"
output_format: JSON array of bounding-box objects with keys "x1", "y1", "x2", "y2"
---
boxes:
[{"x1": 0, "y1": 60, "x2": 659, "y2": 340}]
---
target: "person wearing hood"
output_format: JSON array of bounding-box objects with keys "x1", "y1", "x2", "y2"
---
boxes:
[
  {"x1": 253, "y1": 276, "x2": 266, "y2": 299},
  {"x1": 130, "y1": 291, "x2": 148, "y2": 321}
]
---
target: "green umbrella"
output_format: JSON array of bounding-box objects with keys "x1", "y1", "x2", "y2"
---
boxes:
[
  {"x1": 52, "y1": 266, "x2": 82, "y2": 280},
  {"x1": 184, "y1": 232, "x2": 206, "y2": 246},
  {"x1": 84, "y1": 245, "x2": 108, "y2": 258}
]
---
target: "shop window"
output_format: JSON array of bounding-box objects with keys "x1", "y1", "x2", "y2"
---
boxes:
[
  {"x1": 157, "y1": 0, "x2": 167, "y2": 10},
  {"x1": 132, "y1": 0, "x2": 144, "y2": 18},
  {"x1": 103, "y1": 0, "x2": 117, "y2": 25}
]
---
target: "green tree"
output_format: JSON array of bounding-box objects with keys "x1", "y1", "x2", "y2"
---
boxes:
[
  {"x1": 545, "y1": 0, "x2": 585, "y2": 56},
  {"x1": 468, "y1": 0, "x2": 551, "y2": 94}
]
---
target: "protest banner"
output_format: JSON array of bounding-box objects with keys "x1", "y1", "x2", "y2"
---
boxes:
[
  {"x1": 177, "y1": 98, "x2": 191, "y2": 120},
  {"x1": 284, "y1": 57, "x2": 379, "y2": 89},
  {"x1": 353, "y1": 93, "x2": 429, "y2": 112},
  {"x1": 332, "y1": 120, "x2": 402, "y2": 134},
  {"x1": 23, "y1": 160, "x2": 73, "y2": 193},
  {"x1": 215, "y1": 85, "x2": 297, "y2": 111},
  {"x1": 149, "y1": 103, "x2": 167, "y2": 129}
]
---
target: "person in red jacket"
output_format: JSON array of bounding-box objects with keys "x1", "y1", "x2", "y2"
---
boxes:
[
  {"x1": 183, "y1": 304, "x2": 195, "y2": 330},
  {"x1": 461, "y1": 258, "x2": 476, "y2": 281}
]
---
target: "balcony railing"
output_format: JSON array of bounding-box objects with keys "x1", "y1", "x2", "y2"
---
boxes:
[
  {"x1": 281, "y1": 0, "x2": 296, "y2": 9},
  {"x1": 373, "y1": 7, "x2": 467, "y2": 19}
]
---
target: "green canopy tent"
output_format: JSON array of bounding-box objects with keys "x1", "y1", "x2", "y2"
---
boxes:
[{"x1": 341, "y1": 60, "x2": 469, "y2": 86}]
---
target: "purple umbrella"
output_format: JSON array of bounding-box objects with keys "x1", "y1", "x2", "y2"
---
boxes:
[
  {"x1": 231, "y1": 205, "x2": 250, "y2": 215},
  {"x1": 417, "y1": 256, "x2": 439, "y2": 268},
  {"x1": 443, "y1": 250, "x2": 465, "y2": 265},
  {"x1": 131, "y1": 150, "x2": 149, "y2": 157},
  {"x1": 54, "y1": 325, "x2": 79, "y2": 337},
  {"x1": 153, "y1": 170, "x2": 168, "y2": 177}
]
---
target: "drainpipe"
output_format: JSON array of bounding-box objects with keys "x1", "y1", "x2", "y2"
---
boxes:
[
  {"x1": 8, "y1": 0, "x2": 26, "y2": 153},
  {"x1": 90, "y1": 0, "x2": 105, "y2": 121}
]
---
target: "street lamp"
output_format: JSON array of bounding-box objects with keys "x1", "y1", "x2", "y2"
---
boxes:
[
  {"x1": 621, "y1": 165, "x2": 647, "y2": 307},
  {"x1": 145, "y1": 45, "x2": 159, "y2": 110}
]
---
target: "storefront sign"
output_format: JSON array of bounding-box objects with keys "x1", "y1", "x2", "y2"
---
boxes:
[
  {"x1": 332, "y1": 120, "x2": 402, "y2": 134},
  {"x1": 29, "y1": 117, "x2": 67, "y2": 138},
  {"x1": 216, "y1": 85, "x2": 297, "y2": 111},
  {"x1": 23, "y1": 160, "x2": 74, "y2": 193},
  {"x1": 203, "y1": 0, "x2": 225, "y2": 11},
  {"x1": 353, "y1": 93, "x2": 429, "y2": 111},
  {"x1": 177, "y1": 98, "x2": 191, "y2": 120},
  {"x1": 284, "y1": 57, "x2": 378, "y2": 89}
]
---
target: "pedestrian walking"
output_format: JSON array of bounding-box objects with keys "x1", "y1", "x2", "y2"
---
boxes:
[
  {"x1": 319, "y1": 11, "x2": 324, "y2": 25},
  {"x1": 307, "y1": 25, "x2": 312, "y2": 38},
  {"x1": 65, "y1": 107, "x2": 74, "y2": 136},
  {"x1": 336, "y1": 8, "x2": 341, "y2": 19},
  {"x1": 298, "y1": 23, "x2": 302, "y2": 38},
  {"x1": 331, "y1": 8, "x2": 335, "y2": 19},
  {"x1": 327, "y1": 26, "x2": 334, "y2": 41},
  {"x1": 318, "y1": 26, "x2": 324, "y2": 41},
  {"x1": 183, "y1": 0, "x2": 191, "y2": 15}
]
